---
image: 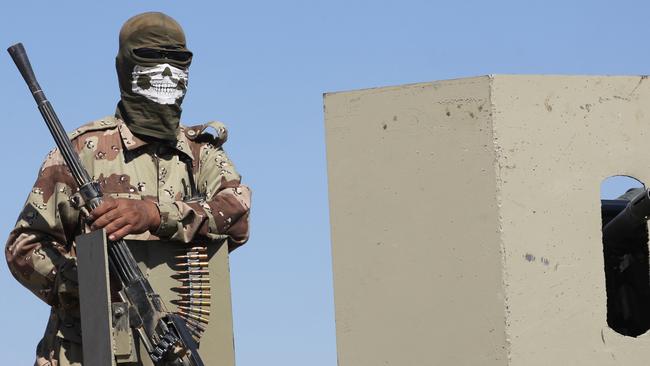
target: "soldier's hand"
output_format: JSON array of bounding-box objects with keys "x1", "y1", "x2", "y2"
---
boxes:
[{"x1": 88, "y1": 198, "x2": 161, "y2": 241}]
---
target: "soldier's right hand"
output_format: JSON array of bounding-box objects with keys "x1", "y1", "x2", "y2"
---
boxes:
[{"x1": 88, "y1": 197, "x2": 161, "y2": 241}]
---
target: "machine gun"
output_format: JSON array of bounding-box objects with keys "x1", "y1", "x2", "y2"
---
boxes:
[
  {"x1": 8, "y1": 43, "x2": 204, "y2": 366},
  {"x1": 601, "y1": 187, "x2": 650, "y2": 337}
]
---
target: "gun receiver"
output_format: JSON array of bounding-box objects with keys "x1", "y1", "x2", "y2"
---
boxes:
[{"x1": 8, "y1": 42, "x2": 204, "y2": 366}]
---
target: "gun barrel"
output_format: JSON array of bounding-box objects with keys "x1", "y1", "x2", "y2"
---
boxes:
[
  {"x1": 8, "y1": 43, "x2": 92, "y2": 188},
  {"x1": 602, "y1": 188, "x2": 650, "y2": 247},
  {"x1": 7, "y1": 43, "x2": 46, "y2": 105}
]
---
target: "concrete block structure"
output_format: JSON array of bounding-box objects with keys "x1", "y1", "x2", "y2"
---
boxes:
[{"x1": 324, "y1": 75, "x2": 650, "y2": 365}]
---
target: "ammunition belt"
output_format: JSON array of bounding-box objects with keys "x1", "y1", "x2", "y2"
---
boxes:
[{"x1": 171, "y1": 246, "x2": 210, "y2": 340}]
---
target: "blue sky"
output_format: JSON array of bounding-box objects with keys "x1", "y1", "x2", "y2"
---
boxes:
[{"x1": 0, "y1": 1, "x2": 648, "y2": 365}]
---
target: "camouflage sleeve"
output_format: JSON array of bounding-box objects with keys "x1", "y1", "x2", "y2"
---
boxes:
[
  {"x1": 5, "y1": 149, "x2": 80, "y2": 305},
  {"x1": 155, "y1": 146, "x2": 251, "y2": 251}
]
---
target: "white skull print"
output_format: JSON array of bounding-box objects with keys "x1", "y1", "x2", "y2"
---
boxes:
[{"x1": 131, "y1": 63, "x2": 188, "y2": 104}]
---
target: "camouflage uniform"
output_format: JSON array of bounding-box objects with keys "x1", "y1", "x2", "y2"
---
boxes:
[{"x1": 6, "y1": 115, "x2": 251, "y2": 365}]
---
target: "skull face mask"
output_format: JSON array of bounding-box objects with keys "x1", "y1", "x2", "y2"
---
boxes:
[
  {"x1": 132, "y1": 63, "x2": 188, "y2": 105},
  {"x1": 115, "y1": 12, "x2": 193, "y2": 141}
]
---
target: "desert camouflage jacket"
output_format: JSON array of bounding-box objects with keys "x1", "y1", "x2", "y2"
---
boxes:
[{"x1": 5, "y1": 115, "x2": 251, "y2": 307}]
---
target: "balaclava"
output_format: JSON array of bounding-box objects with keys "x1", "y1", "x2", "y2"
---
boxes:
[{"x1": 116, "y1": 12, "x2": 193, "y2": 141}]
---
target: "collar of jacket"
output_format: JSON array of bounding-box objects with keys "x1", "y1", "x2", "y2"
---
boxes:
[{"x1": 116, "y1": 117, "x2": 195, "y2": 161}]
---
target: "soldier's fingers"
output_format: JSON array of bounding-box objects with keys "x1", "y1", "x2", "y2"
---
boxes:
[
  {"x1": 109, "y1": 224, "x2": 134, "y2": 241},
  {"x1": 103, "y1": 217, "x2": 129, "y2": 238},
  {"x1": 89, "y1": 198, "x2": 118, "y2": 220},
  {"x1": 11, "y1": 233, "x2": 39, "y2": 256},
  {"x1": 90, "y1": 207, "x2": 121, "y2": 230}
]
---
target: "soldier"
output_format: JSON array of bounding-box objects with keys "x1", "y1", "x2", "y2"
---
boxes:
[{"x1": 5, "y1": 12, "x2": 251, "y2": 366}]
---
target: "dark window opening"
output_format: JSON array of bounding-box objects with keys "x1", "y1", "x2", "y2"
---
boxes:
[{"x1": 601, "y1": 176, "x2": 650, "y2": 337}]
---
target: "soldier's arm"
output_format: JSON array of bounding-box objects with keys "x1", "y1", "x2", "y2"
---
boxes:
[
  {"x1": 5, "y1": 150, "x2": 80, "y2": 305},
  {"x1": 156, "y1": 143, "x2": 251, "y2": 251}
]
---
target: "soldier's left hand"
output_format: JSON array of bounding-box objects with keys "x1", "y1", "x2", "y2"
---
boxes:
[{"x1": 88, "y1": 197, "x2": 161, "y2": 241}]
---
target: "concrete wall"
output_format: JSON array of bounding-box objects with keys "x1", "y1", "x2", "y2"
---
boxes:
[{"x1": 324, "y1": 75, "x2": 650, "y2": 365}]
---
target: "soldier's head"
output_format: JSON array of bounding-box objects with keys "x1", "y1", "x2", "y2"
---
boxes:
[{"x1": 116, "y1": 12, "x2": 193, "y2": 141}]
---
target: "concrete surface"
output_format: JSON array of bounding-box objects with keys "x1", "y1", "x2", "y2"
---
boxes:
[{"x1": 324, "y1": 75, "x2": 650, "y2": 365}]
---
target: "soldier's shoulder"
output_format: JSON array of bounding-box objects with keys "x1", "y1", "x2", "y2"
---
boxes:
[
  {"x1": 181, "y1": 120, "x2": 229, "y2": 148},
  {"x1": 68, "y1": 116, "x2": 119, "y2": 141}
]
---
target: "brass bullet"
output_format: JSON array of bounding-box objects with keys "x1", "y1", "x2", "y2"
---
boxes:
[
  {"x1": 179, "y1": 317, "x2": 207, "y2": 332},
  {"x1": 176, "y1": 269, "x2": 210, "y2": 275},
  {"x1": 185, "y1": 251, "x2": 205, "y2": 256},
  {"x1": 174, "y1": 285, "x2": 211, "y2": 291},
  {"x1": 177, "y1": 310, "x2": 209, "y2": 324},
  {"x1": 178, "y1": 306, "x2": 211, "y2": 316},
  {"x1": 175, "y1": 254, "x2": 208, "y2": 260},
  {"x1": 184, "y1": 246, "x2": 207, "y2": 252},
  {"x1": 177, "y1": 318, "x2": 204, "y2": 336},
  {"x1": 189, "y1": 328, "x2": 203, "y2": 339},
  {"x1": 179, "y1": 293, "x2": 211, "y2": 299},
  {"x1": 175, "y1": 262, "x2": 209, "y2": 267},
  {"x1": 175, "y1": 277, "x2": 210, "y2": 283},
  {"x1": 175, "y1": 300, "x2": 211, "y2": 306}
]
